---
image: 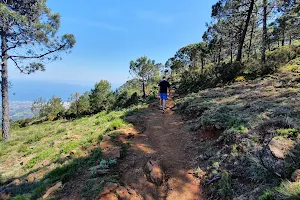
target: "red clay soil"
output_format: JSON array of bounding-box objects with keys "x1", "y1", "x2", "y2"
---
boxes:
[
  {"x1": 59, "y1": 95, "x2": 203, "y2": 200},
  {"x1": 119, "y1": 96, "x2": 203, "y2": 200}
]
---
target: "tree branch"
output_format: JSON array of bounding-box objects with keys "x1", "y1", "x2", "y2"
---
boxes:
[
  {"x1": 9, "y1": 57, "x2": 25, "y2": 74},
  {"x1": 10, "y1": 44, "x2": 66, "y2": 59}
]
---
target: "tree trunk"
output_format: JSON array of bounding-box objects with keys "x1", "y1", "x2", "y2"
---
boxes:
[
  {"x1": 218, "y1": 38, "x2": 223, "y2": 64},
  {"x1": 201, "y1": 57, "x2": 204, "y2": 74},
  {"x1": 262, "y1": 0, "x2": 267, "y2": 63},
  {"x1": 282, "y1": 29, "x2": 285, "y2": 46},
  {"x1": 248, "y1": 18, "x2": 255, "y2": 60},
  {"x1": 218, "y1": 48, "x2": 221, "y2": 64},
  {"x1": 236, "y1": 0, "x2": 255, "y2": 62},
  {"x1": 230, "y1": 42, "x2": 233, "y2": 63},
  {"x1": 278, "y1": 40, "x2": 280, "y2": 47},
  {"x1": 142, "y1": 80, "x2": 146, "y2": 98},
  {"x1": 1, "y1": 33, "x2": 10, "y2": 141},
  {"x1": 289, "y1": 36, "x2": 292, "y2": 45}
]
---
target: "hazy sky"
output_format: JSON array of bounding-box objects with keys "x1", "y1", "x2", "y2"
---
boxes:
[{"x1": 10, "y1": 0, "x2": 216, "y2": 87}]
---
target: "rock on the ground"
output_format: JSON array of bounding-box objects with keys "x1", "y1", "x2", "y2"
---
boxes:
[
  {"x1": 26, "y1": 174, "x2": 35, "y2": 183},
  {"x1": 116, "y1": 186, "x2": 131, "y2": 199},
  {"x1": 260, "y1": 146, "x2": 285, "y2": 176},
  {"x1": 70, "y1": 150, "x2": 76, "y2": 155},
  {"x1": 12, "y1": 179, "x2": 20, "y2": 185},
  {"x1": 102, "y1": 147, "x2": 121, "y2": 159},
  {"x1": 105, "y1": 183, "x2": 118, "y2": 191},
  {"x1": 99, "y1": 182, "x2": 118, "y2": 198},
  {"x1": 260, "y1": 137, "x2": 295, "y2": 176},
  {"x1": 99, "y1": 192, "x2": 118, "y2": 200},
  {"x1": 145, "y1": 160, "x2": 164, "y2": 186},
  {"x1": 291, "y1": 169, "x2": 300, "y2": 182},
  {"x1": 103, "y1": 135, "x2": 111, "y2": 141},
  {"x1": 268, "y1": 137, "x2": 294, "y2": 159},
  {"x1": 42, "y1": 182, "x2": 62, "y2": 199},
  {"x1": 72, "y1": 134, "x2": 82, "y2": 139}
]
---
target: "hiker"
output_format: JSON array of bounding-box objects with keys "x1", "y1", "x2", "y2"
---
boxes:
[{"x1": 158, "y1": 76, "x2": 171, "y2": 113}]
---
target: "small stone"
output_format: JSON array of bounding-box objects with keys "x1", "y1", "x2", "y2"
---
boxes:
[
  {"x1": 12, "y1": 179, "x2": 20, "y2": 185},
  {"x1": 215, "y1": 124, "x2": 222, "y2": 130},
  {"x1": 150, "y1": 165, "x2": 163, "y2": 186},
  {"x1": 99, "y1": 192, "x2": 118, "y2": 200},
  {"x1": 70, "y1": 150, "x2": 76, "y2": 155},
  {"x1": 146, "y1": 161, "x2": 154, "y2": 172},
  {"x1": 116, "y1": 186, "x2": 130, "y2": 199},
  {"x1": 233, "y1": 195, "x2": 247, "y2": 200},
  {"x1": 291, "y1": 169, "x2": 300, "y2": 182},
  {"x1": 103, "y1": 135, "x2": 111, "y2": 141},
  {"x1": 27, "y1": 174, "x2": 35, "y2": 183},
  {"x1": 42, "y1": 182, "x2": 62, "y2": 199},
  {"x1": 99, "y1": 188, "x2": 110, "y2": 196},
  {"x1": 105, "y1": 182, "x2": 118, "y2": 192},
  {"x1": 72, "y1": 134, "x2": 82, "y2": 139}
]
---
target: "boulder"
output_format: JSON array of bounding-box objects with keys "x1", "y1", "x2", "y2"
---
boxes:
[{"x1": 291, "y1": 169, "x2": 300, "y2": 182}]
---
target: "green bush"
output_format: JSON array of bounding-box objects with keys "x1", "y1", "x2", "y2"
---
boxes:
[
  {"x1": 217, "y1": 171, "x2": 232, "y2": 198},
  {"x1": 276, "y1": 128, "x2": 300, "y2": 137},
  {"x1": 276, "y1": 181, "x2": 300, "y2": 199},
  {"x1": 258, "y1": 191, "x2": 273, "y2": 200},
  {"x1": 107, "y1": 119, "x2": 125, "y2": 131}
]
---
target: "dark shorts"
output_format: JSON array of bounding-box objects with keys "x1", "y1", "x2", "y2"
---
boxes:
[{"x1": 160, "y1": 93, "x2": 168, "y2": 100}]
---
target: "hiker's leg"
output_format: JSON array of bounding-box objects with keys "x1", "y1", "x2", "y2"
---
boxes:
[
  {"x1": 163, "y1": 99, "x2": 166, "y2": 110},
  {"x1": 159, "y1": 94, "x2": 163, "y2": 109}
]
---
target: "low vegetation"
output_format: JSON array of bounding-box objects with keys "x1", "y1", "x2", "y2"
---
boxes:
[
  {"x1": 0, "y1": 105, "x2": 146, "y2": 199},
  {"x1": 175, "y1": 54, "x2": 300, "y2": 199}
]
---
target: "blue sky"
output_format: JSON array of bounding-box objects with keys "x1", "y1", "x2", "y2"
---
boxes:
[{"x1": 9, "y1": 0, "x2": 216, "y2": 100}]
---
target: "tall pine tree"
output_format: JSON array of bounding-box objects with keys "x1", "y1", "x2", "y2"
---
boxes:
[{"x1": 0, "y1": 0, "x2": 75, "y2": 140}]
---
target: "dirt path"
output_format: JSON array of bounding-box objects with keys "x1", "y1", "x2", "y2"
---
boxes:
[{"x1": 120, "y1": 96, "x2": 203, "y2": 200}]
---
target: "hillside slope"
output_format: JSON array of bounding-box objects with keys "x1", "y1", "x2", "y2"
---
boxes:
[
  {"x1": 174, "y1": 59, "x2": 300, "y2": 199},
  {"x1": 1, "y1": 59, "x2": 300, "y2": 200}
]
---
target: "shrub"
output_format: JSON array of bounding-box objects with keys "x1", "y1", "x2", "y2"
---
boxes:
[
  {"x1": 107, "y1": 119, "x2": 125, "y2": 131},
  {"x1": 276, "y1": 128, "x2": 300, "y2": 137},
  {"x1": 56, "y1": 128, "x2": 67, "y2": 134},
  {"x1": 235, "y1": 76, "x2": 246, "y2": 82},
  {"x1": 214, "y1": 62, "x2": 244, "y2": 84},
  {"x1": 258, "y1": 191, "x2": 273, "y2": 200},
  {"x1": 217, "y1": 171, "x2": 232, "y2": 198},
  {"x1": 276, "y1": 181, "x2": 300, "y2": 199},
  {"x1": 48, "y1": 115, "x2": 56, "y2": 121},
  {"x1": 281, "y1": 57, "x2": 300, "y2": 72}
]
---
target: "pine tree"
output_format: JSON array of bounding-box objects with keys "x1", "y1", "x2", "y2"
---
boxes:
[{"x1": 0, "y1": 0, "x2": 75, "y2": 140}]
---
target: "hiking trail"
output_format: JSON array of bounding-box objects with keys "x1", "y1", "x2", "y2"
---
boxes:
[
  {"x1": 118, "y1": 95, "x2": 203, "y2": 200},
  {"x1": 60, "y1": 94, "x2": 204, "y2": 200}
]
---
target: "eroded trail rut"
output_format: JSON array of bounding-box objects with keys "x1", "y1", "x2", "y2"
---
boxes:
[{"x1": 120, "y1": 97, "x2": 203, "y2": 200}]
